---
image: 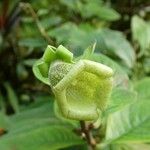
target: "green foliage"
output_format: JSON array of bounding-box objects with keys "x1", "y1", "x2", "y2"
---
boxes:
[
  {"x1": 0, "y1": 0, "x2": 150, "y2": 150},
  {"x1": 0, "y1": 112, "x2": 10, "y2": 129},
  {"x1": 104, "y1": 88, "x2": 137, "y2": 116},
  {"x1": 134, "y1": 77, "x2": 150, "y2": 100},
  {"x1": 105, "y1": 100, "x2": 150, "y2": 143},
  {"x1": 0, "y1": 92, "x2": 6, "y2": 113},
  {"x1": 18, "y1": 38, "x2": 47, "y2": 48},
  {"x1": 0, "y1": 96, "x2": 83, "y2": 150},
  {"x1": 0, "y1": 125, "x2": 83, "y2": 150},
  {"x1": 4, "y1": 83, "x2": 20, "y2": 113},
  {"x1": 131, "y1": 15, "x2": 150, "y2": 57},
  {"x1": 60, "y1": 0, "x2": 120, "y2": 21},
  {"x1": 49, "y1": 24, "x2": 135, "y2": 68}
]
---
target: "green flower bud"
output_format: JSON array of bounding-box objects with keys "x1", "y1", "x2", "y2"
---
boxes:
[{"x1": 33, "y1": 45, "x2": 113, "y2": 121}]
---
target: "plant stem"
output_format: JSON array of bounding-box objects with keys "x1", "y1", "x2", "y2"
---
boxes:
[
  {"x1": 80, "y1": 121, "x2": 96, "y2": 150},
  {"x1": 19, "y1": 2, "x2": 53, "y2": 44}
]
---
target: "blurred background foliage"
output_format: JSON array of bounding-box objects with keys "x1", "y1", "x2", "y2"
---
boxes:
[{"x1": 0, "y1": 0, "x2": 150, "y2": 150}]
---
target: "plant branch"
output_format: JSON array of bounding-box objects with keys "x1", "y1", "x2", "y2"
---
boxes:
[
  {"x1": 80, "y1": 121, "x2": 96, "y2": 150},
  {"x1": 19, "y1": 2, "x2": 53, "y2": 44}
]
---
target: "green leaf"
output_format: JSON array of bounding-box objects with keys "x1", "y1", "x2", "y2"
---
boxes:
[
  {"x1": 82, "y1": 42, "x2": 96, "y2": 59},
  {"x1": 134, "y1": 77, "x2": 150, "y2": 100},
  {"x1": 105, "y1": 100, "x2": 150, "y2": 143},
  {"x1": 9, "y1": 95, "x2": 56, "y2": 130},
  {"x1": 4, "y1": 83, "x2": 19, "y2": 113},
  {"x1": 131, "y1": 15, "x2": 150, "y2": 56},
  {"x1": 126, "y1": 144, "x2": 150, "y2": 150},
  {"x1": 10, "y1": 99, "x2": 54, "y2": 124},
  {"x1": 143, "y1": 58, "x2": 150, "y2": 74},
  {"x1": 0, "y1": 92, "x2": 6, "y2": 113},
  {"x1": 0, "y1": 125, "x2": 83, "y2": 150},
  {"x1": 104, "y1": 88, "x2": 137, "y2": 116},
  {"x1": 96, "y1": 29, "x2": 135, "y2": 68},
  {"x1": 37, "y1": 9, "x2": 49, "y2": 16},
  {"x1": 60, "y1": 0, "x2": 80, "y2": 11},
  {"x1": 48, "y1": 22, "x2": 77, "y2": 44},
  {"x1": 8, "y1": 95, "x2": 77, "y2": 134},
  {"x1": 40, "y1": 16, "x2": 62, "y2": 29},
  {"x1": 18, "y1": 38, "x2": 47, "y2": 48},
  {"x1": 97, "y1": 144, "x2": 150, "y2": 150},
  {"x1": 23, "y1": 94, "x2": 53, "y2": 110},
  {"x1": 49, "y1": 23, "x2": 135, "y2": 68},
  {"x1": 0, "y1": 112, "x2": 10, "y2": 129},
  {"x1": 0, "y1": 95, "x2": 82, "y2": 150},
  {"x1": 16, "y1": 63, "x2": 28, "y2": 80},
  {"x1": 96, "y1": 7, "x2": 120, "y2": 21},
  {"x1": 96, "y1": 143, "x2": 129, "y2": 150},
  {"x1": 22, "y1": 59, "x2": 37, "y2": 67},
  {"x1": 61, "y1": 0, "x2": 120, "y2": 21},
  {"x1": 80, "y1": 2, "x2": 120, "y2": 21}
]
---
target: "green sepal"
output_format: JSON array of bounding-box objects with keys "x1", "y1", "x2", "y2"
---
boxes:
[
  {"x1": 56, "y1": 45, "x2": 73, "y2": 62},
  {"x1": 33, "y1": 59, "x2": 50, "y2": 85},
  {"x1": 42, "y1": 45, "x2": 56, "y2": 63},
  {"x1": 42, "y1": 45, "x2": 73, "y2": 64},
  {"x1": 33, "y1": 45, "x2": 74, "y2": 85}
]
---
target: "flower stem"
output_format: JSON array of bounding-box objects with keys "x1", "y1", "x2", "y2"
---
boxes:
[{"x1": 80, "y1": 121, "x2": 96, "y2": 150}]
